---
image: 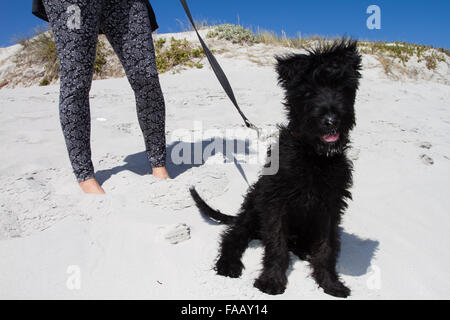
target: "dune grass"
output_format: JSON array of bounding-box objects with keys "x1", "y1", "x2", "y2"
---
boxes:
[
  {"x1": 14, "y1": 29, "x2": 206, "y2": 84},
  {"x1": 358, "y1": 41, "x2": 447, "y2": 70},
  {"x1": 154, "y1": 37, "x2": 205, "y2": 73},
  {"x1": 8, "y1": 23, "x2": 448, "y2": 87},
  {"x1": 205, "y1": 23, "x2": 448, "y2": 76},
  {"x1": 15, "y1": 28, "x2": 109, "y2": 86}
]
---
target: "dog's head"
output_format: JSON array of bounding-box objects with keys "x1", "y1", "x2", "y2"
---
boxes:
[{"x1": 276, "y1": 38, "x2": 362, "y2": 156}]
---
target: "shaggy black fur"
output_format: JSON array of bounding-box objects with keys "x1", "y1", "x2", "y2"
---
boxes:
[{"x1": 190, "y1": 38, "x2": 362, "y2": 298}]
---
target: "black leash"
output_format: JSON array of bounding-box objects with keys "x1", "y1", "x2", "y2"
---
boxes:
[{"x1": 179, "y1": 0, "x2": 260, "y2": 135}]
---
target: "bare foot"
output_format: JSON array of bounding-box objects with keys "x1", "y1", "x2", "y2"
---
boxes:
[
  {"x1": 78, "y1": 178, "x2": 106, "y2": 194},
  {"x1": 152, "y1": 166, "x2": 170, "y2": 180}
]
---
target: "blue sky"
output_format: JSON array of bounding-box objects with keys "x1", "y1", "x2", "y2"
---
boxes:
[{"x1": 1, "y1": 0, "x2": 449, "y2": 48}]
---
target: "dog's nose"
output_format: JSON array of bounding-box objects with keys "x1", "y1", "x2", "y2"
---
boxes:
[{"x1": 323, "y1": 115, "x2": 338, "y2": 127}]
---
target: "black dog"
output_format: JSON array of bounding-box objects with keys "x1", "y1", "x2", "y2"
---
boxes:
[{"x1": 190, "y1": 39, "x2": 362, "y2": 298}]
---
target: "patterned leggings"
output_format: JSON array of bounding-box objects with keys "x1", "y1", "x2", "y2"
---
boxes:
[{"x1": 43, "y1": 0, "x2": 166, "y2": 182}]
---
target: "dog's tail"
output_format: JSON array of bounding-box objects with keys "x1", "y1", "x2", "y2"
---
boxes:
[{"x1": 189, "y1": 187, "x2": 236, "y2": 225}]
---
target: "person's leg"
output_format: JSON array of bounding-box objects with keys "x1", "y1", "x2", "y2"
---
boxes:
[
  {"x1": 100, "y1": 0, "x2": 168, "y2": 179},
  {"x1": 43, "y1": 0, "x2": 105, "y2": 193}
]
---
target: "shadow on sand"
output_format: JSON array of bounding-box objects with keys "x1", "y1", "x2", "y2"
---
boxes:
[
  {"x1": 247, "y1": 229, "x2": 379, "y2": 278},
  {"x1": 96, "y1": 139, "x2": 378, "y2": 278},
  {"x1": 95, "y1": 138, "x2": 252, "y2": 185}
]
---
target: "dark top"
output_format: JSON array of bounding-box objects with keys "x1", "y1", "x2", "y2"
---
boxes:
[{"x1": 32, "y1": 0, "x2": 159, "y2": 33}]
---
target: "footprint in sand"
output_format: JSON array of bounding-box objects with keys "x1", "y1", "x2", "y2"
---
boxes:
[
  {"x1": 416, "y1": 142, "x2": 434, "y2": 165},
  {"x1": 0, "y1": 209, "x2": 22, "y2": 239},
  {"x1": 115, "y1": 123, "x2": 139, "y2": 134},
  {"x1": 145, "y1": 166, "x2": 228, "y2": 210},
  {"x1": 420, "y1": 154, "x2": 434, "y2": 166},
  {"x1": 0, "y1": 168, "x2": 100, "y2": 238},
  {"x1": 0, "y1": 169, "x2": 66, "y2": 238},
  {"x1": 417, "y1": 141, "x2": 432, "y2": 150},
  {"x1": 156, "y1": 223, "x2": 191, "y2": 244}
]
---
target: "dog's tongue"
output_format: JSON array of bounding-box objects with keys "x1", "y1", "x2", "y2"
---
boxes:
[{"x1": 322, "y1": 133, "x2": 340, "y2": 143}]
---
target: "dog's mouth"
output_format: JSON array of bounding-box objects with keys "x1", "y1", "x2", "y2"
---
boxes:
[{"x1": 321, "y1": 132, "x2": 340, "y2": 143}]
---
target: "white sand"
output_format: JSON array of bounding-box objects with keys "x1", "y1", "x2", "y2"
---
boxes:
[{"x1": 0, "y1": 32, "x2": 450, "y2": 299}]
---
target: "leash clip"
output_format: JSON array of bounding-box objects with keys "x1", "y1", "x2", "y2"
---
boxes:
[{"x1": 247, "y1": 122, "x2": 263, "y2": 139}]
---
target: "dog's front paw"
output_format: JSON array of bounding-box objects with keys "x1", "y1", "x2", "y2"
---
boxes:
[
  {"x1": 321, "y1": 280, "x2": 351, "y2": 298},
  {"x1": 215, "y1": 257, "x2": 244, "y2": 278},
  {"x1": 254, "y1": 274, "x2": 287, "y2": 295}
]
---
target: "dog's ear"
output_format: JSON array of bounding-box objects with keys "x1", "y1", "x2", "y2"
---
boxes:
[
  {"x1": 275, "y1": 54, "x2": 310, "y2": 85},
  {"x1": 342, "y1": 39, "x2": 362, "y2": 77},
  {"x1": 340, "y1": 40, "x2": 363, "y2": 89}
]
